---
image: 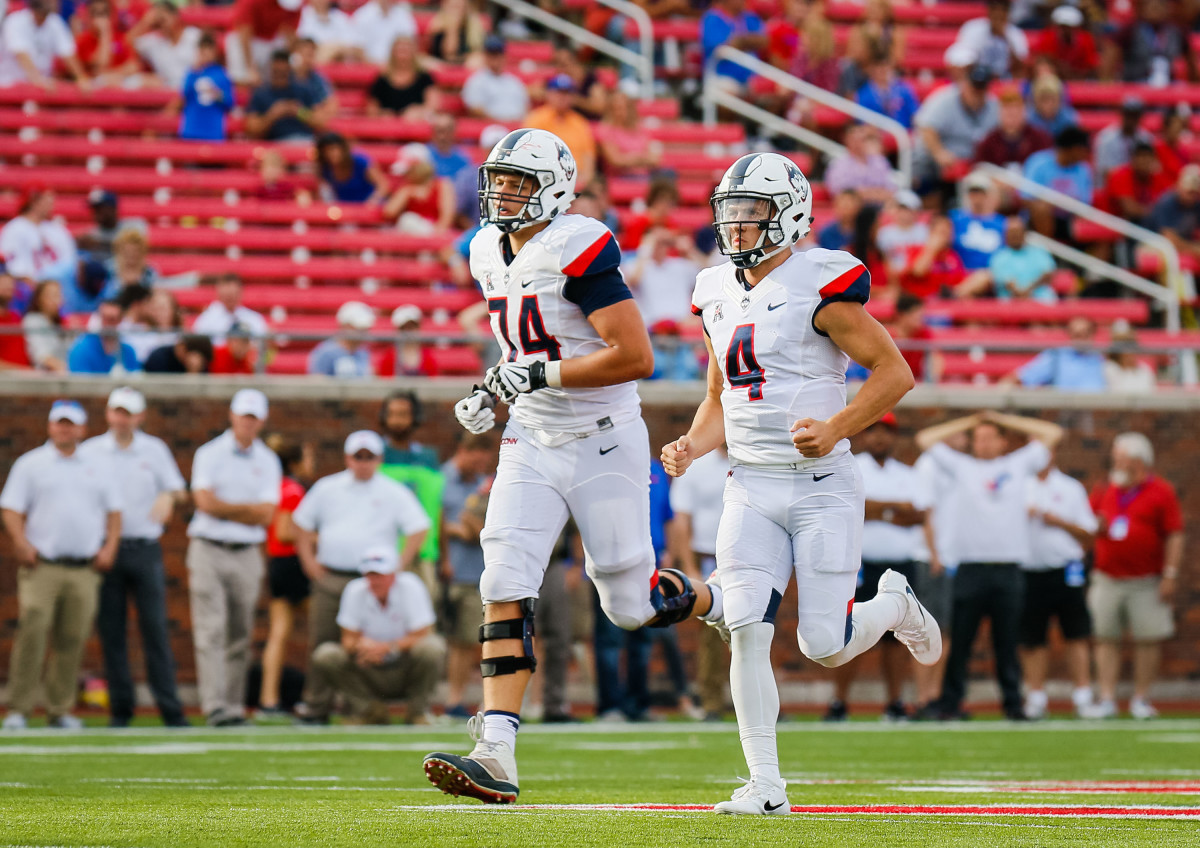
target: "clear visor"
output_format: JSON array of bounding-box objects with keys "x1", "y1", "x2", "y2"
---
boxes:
[
  {"x1": 711, "y1": 194, "x2": 778, "y2": 255},
  {"x1": 479, "y1": 164, "x2": 542, "y2": 225}
]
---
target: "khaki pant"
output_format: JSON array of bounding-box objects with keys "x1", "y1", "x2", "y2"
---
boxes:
[
  {"x1": 696, "y1": 621, "x2": 729, "y2": 715},
  {"x1": 303, "y1": 570, "x2": 359, "y2": 713},
  {"x1": 310, "y1": 636, "x2": 447, "y2": 719},
  {"x1": 1088, "y1": 572, "x2": 1175, "y2": 642},
  {"x1": 8, "y1": 562, "x2": 101, "y2": 719},
  {"x1": 186, "y1": 539, "x2": 264, "y2": 718}
]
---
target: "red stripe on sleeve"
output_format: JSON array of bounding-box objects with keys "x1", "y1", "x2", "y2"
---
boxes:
[
  {"x1": 691, "y1": 303, "x2": 702, "y2": 316},
  {"x1": 561, "y1": 232, "x2": 614, "y2": 277},
  {"x1": 819, "y1": 264, "x2": 867, "y2": 298}
]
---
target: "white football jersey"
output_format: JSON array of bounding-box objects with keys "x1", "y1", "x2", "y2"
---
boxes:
[
  {"x1": 470, "y1": 214, "x2": 641, "y2": 435},
  {"x1": 691, "y1": 248, "x2": 870, "y2": 467}
]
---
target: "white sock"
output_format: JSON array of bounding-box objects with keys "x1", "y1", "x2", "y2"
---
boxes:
[
  {"x1": 483, "y1": 710, "x2": 520, "y2": 751},
  {"x1": 700, "y1": 581, "x2": 724, "y2": 623},
  {"x1": 814, "y1": 593, "x2": 906, "y2": 668},
  {"x1": 730, "y1": 622, "x2": 782, "y2": 787},
  {"x1": 1027, "y1": 689, "x2": 1048, "y2": 709},
  {"x1": 1072, "y1": 687, "x2": 1094, "y2": 707}
]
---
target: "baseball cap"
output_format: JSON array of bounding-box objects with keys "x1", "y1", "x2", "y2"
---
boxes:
[
  {"x1": 943, "y1": 43, "x2": 977, "y2": 69},
  {"x1": 390, "y1": 304, "x2": 423, "y2": 329},
  {"x1": 894, "y1": 189, "x2": 921, "y2": 210},
  {"x1": 963, "y1": 171, "x2": 993, "y2": 193},
  {"x1": 107, "y1": 386, "x2": 146, "y2": 415},
  {"x1": 49, "y1": 400, "x2": 87, "y2": 425},
  {"x1": 996, "y1": 83, "x2": 1023, "y2": 104},
  {"x1": 88, "y1": 188, "x2": 118, "y2": 209},
  {"x1": 878, "y1": 411, "x2": 899, "y2": 429},
  {"x1": 230, "y1": 388, "x2": 268, "y2": 420},
  {"x1": 967, "y1": 64, "x2": 994, "y2": 89},
  {"x1": 483, "y1": 34, "x2": 506, "y2": 54},
  {"x1": 336, "y1": 300, "x2": 375, "y2": 330},
  {"x1": 360, "y1": 545, "x2": 400, "y2": 575},
  {"x1": 227, "y1": 321, "x2": 253, "y2": 339},
  {"x1": 480, "y1": 123, "x2": 511, "y2": 150},
  {"x1": 1051, "y1": 5, "x2": 1083, "y2": 26},
  {"x1": 391, "y1": 142, "x2": 433, "y2": 176},
  {"x1": 1121, "y1": 94, "x2": 1146, "y2": 114},
  {"x1": 546, "y1": 73, "x2": 576, "y2": 93},
  {"x1": 344, "y1": 429, "x2": 385, "y2": 457},
  {"x1": 277, "y1": 0, "x2": 303, "y2": 10}
]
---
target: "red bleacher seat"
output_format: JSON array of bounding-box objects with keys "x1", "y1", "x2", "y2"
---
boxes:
[
  {"x1": 171, "y1": 286, "x2": 478, "y2": 314},
  {"x1": 64, "y1": 225, "x2": 455, "y2": 255},
  {"x1": 867, "y1": 299, "x2": 1150, "y2": 326},
  {"x1": 940, "y1": 351, "x2": 1035, "y2": 380},
  {"x1": 154, "y1": 255, "x2": 440, "y2": 282}
]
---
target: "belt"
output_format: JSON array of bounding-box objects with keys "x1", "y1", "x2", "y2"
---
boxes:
[
  {"x1": 119, "y1": 538, "x2": 159, "y2": 547},
  {"x1": 959, "y1": 561, "x2": 1020, "y2": 568},
  {"x1": 863, "y1": 560, "x2": 915, "y2": 568},
  {"x1": 198, "y1": 538, "x2": 255, "y2": 551},
  {"x1": 38, "y1": 556, "x2": 93, "y2": 567},
  {"x1": 323, "y1": 566, "x2": 362, "y2": 577}
]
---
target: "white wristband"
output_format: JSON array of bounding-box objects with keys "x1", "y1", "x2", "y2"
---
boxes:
[{"x1": 545, "y1": 360, "x2": 563, "y2": 388}]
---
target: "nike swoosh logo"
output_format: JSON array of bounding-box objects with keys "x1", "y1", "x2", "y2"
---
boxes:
[
  {"x1": 813, "y1": 473, "x2": 834, "y2": 482},
  {"x1": 599, "y1": 445, "x2": 618, "y2": 455},
  {"x1": 767, "y1": 302, "x2": 785, "y2": 311},
  {"x1": 764, "y1": 800, "x2": 785, "y2": 811},
  {"x1": 521, "y1": 280, "x2": 534, "y2": 288}
]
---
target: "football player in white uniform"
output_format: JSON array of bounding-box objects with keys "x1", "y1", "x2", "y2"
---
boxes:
[
  {"x1": 424, "y1": 128, "x2": 724, "y2": 804},
  {"x1": 661, "y1": 153, "x2": 942, "y2": 815}
]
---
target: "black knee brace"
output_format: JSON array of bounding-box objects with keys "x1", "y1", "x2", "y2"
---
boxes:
[
  {"x1": 479, "y1": 598, "x2": 537, "y2": 677},
  {"x1": 648, "y1": 568, "x2": 698, "y2": 628}
]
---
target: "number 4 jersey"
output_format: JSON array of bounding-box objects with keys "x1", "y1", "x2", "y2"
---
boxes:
[
  {"x1": 691, "y1": 248, "x2": 870, "y2": 466},
  {"x1": 470, "y1": 214, "x2": 642, "y2": 435}
]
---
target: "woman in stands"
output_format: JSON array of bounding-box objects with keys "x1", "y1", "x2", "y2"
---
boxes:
[
  {"x1": 121, "y1": 288, "x2": 182, "y2": 365},
  {"x1": 843, "y1": 0, "x2": 906, "y2": 95},
  {"x1": 315, "y1": 133, "x2": 390, "y2": 205},
  {"x1": 383, "y1": 144, "x2": 455, "y2": 234},
  {"x1": 21, "y1": 280, "x2": 68, "y2": 373},
  {"x1": 105, "y1": 228, "x2": 160, "y2": 291},
  {"x1": 597, "y1": 84, "x2": 662, "y2": 180},
  {"x1": 367, "y1": 36, "x2": 439, "y2": 120},
  {"x1": 425, "y1": 0, "x2": 487, "y2": 67}
]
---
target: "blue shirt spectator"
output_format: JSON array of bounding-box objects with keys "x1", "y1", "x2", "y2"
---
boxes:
[
  {"x1": 818, "y1": 221, "x2": 855, "y2": 251},
  {"x1": 440, "y1": 456, "x2": 487, "y2": 585},
  {"x1": 246, "y1": 53, "x2": 322, "y2": 142},
  {"x1": 321, "y1": 151, "x2": 376, "y2": 203},
  {"x1": 430, "y1": 146, "x2": 472, "y2": 180},
  {"x1": 67, "y1": 301, "x2": 139, "y2": 374},
  {"x1": 989, "y1": 218, "x2": 1057, "y2": 302},
  {"x1": 948, "y1": 207, "x2": 1005, "y2": 271},
  {"x1": 179, "y1": 44, "x2": 235, "y2": 142},
  {"x1": 1017, "y1": 347, "x2": 1106, "y2": 390},
  {"x1": 307, "y1": 338, "x2": 373, "y2": 377},
  {"x1": 648, "y1": 458, "x2": 673, "y2": 559},
  {"x1": 62, "y1": 259, "x2": 118, "y2": 315},
  {"x1": 700, "y1": 1, "x2": 765, "y2": 86},
  {"x1": 857, "y1": 76, "x2": 920, "y2": 129},
  {"x1": 1023, "y1": 147, "x2": 1094, "y2": 206}
]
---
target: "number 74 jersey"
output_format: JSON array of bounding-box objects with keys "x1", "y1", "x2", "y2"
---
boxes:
[{"x1": 691, "y1": 248, "x2": 871, "y2": 467}]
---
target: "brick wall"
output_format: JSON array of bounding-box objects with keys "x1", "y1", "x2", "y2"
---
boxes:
[{"x1": 1, "y1": 378, "x2": 1196, "y2": 702}]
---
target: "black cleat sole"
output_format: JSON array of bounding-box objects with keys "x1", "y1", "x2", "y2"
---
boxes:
[{"x1": 423, "y1": 754, "x2": 518, "y2": 804}]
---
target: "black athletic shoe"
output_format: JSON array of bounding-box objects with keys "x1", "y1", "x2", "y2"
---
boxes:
[
  {"x1": 424, "y1": 713, "x2": 519, "y2": 804},
  {"x1": 882, "y1": 700, "x2": 909, "y2": 722},
  {"x1": 823, "y1": 700, "x2": 848, "y2": 722}
]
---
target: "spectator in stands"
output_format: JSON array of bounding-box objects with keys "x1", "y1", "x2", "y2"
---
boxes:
[
  {"x1": 291, "y1": 37, "x2": 337, "y2": 117},
  {"x1": 817, "y1": 190, "x2": 863, "y2": 252},
  {"x1": 1024, "y1": 126, "x2": 1094, "y2": 239},
  {"x1": 1094, "y1": 96, "x2": 1153, "y2": 182},
  {"x1": 842, "y1": 0, "x2": 905, "y2": 95},
  {"x1": 916, "y1": 410, "x2": 1063, "y2": 721},
  {"x1": 526, "y1": 74, "x2": 599, "y2": 188},
  {"x1": 889, "y1": 293, "x2": 941, "y2": 382},
  {"x1": 461, "y1": 35, "x2": 529, "y2": 123},
  {"x1": 983, "y1": 216, "x2": 1058, "y2": 302},
  {"x1": 786, "y1": 0, "x2": 838, "y2": 93},
  {"x1": 0, "y1": 400, "x2": 121, "y2": 731},
  {"x1": 621, "y1": 177, "x2": 682, "y2": 251},
  {"x1": 226, "y1": 0, "x2": 301, "y2": 86},
  {"x1": 1148, "y1": 165, "x2": 1200, "y2": 261},
  {"x1": 579, "y1": 174, "x2": 622, "y2": 237},
  {"x1": 700, "y1": 0, "x2": 767, "y2": 93},
  {"x1": 67, "y1": 299, "x2": 139, "y2": 375},
  {"x1": 367, "y1": 36, "x2": 436, "y2": 120},
  {"x1": 309, "y1": 545, "x2": 444, "y2": 725},
  {"x1": 376, "y1": 305, "x2": 437, "y2": 378},
  {"x1": 256, "y1": 434, "x2": 315, "y2": 719},
  {"x1": 826, "y1": 124, "x2": 895, "y2": 206},
  {"x1": 210, "y1": 323, "x2": 259, "y2": 375},
  {"x1": 178, "y1": 33, "x2": 235, "y2": 142},
  {"x1": 255, "y1": 149, "x2": 307, "y2": 202},
  {"x1": 953, "y1": 0, "x2": 1028, "y2": 79},
  {"x1": 626, "y1": 227, "x2": 705, "y2": 327},
  {"x1": 122, "y1": 287, "x2": 182, "y2": 365},
  {"x1": 246, "y1": 49, "x2": 329, "y2": 142},
  {"x1": 949, "y1": 173, "x2": 1004, "y2": 272},
  {"x1": 597, "y1": 83, "x2": 662, "y2": 179},
  {"x1": 1105, "y1": 141, "x2": 1172, "y2": 227},
  {"x1": 74, "y1": 0, "x2": 142, "y2": 85},
  {"x1": 544, "y1": 40, "x2": 609, "y2": 121},
  {"x1": 105, "y1": 228, "x2": 159, "y2": 292},
  {"x1": 112, "y1": 284, "x2": 154, "y2": 362},
  {"x1": 192, "y1": 272, "x2": 269, "y2": 343},
  {"x1": 1104, "y1": 320, "x2": 1156, "y2": 392},
  {"x1": 384, "y1": 144, "x2": 455, "y2": 234},
  {"x1": 440, "y1": 432, "x2": 495, "y2": 718},
  {"x1": 876, "y1": 190, "x2": 929, "y2": 275},
  {"x1": 307, "y1": 300, "x2": 376, "y2": 378},
  {"x1": 428, "y1": 114, "x2": 472, "y2": 182},
  {"x1": 426, "y1": 0, "x2": 486, "y2": 66},
  {"x1": 645, "y1": 319, "x2": 700, "y2": 381},
  {"x1": 144, "y1": 334, "x2": 214, "y2": 374},
  {"x1": 63, "y1": 259, "x2": 114, "y2": 317},
  {"x1": 130, "y1": 2, "x2": 200, "y2": 90},
  {"x1": 22, "y1": 280, "x2": 68, "y2": 372},
  {"x1": 380, "y1": 390, "x2": 439, "y2": 469},
  {"x1": 1031, "y1": 5, "x2": 1099, "y2": 80},
  {"x1": 895, "y1": 215, "x2": 967, "y2": 300},
  {"x1": 315, "y1": 133, "x2": 389, "y2": 205},
  {"x1": 914, "y1": 65, "x2": 999, "y2": 195},
  {"x1": 76, "y1": 190, "x2": 146, "y2": 263},
  {"x1": 0, "y1": 266, "x2": 30, "y2": 370},
  {"x1": 1, "y1": 187, "x2": 77, "y2": 302},
  {"x1": 0, "y1": 0, "x2": 91, "y2": 89},
  {"x1": 855, "y1": 51, "x2": 919, "y2": 130},
  {"x1": 974, "y1": 84, "x2": 1053, "y2": 169},
  {"x1": 1155, "y1": 106, "x2": 1189, "y2": 182},
  {"x1": 298, "y1": 0, "x2": 358, "y2": 64},
  {"x1": 1025, "y1": 73, "x2": 1079, "y2": 139},
  {"x1": 1006, "y1": 316, "x2": 1107, "y2": 390},
  {"x1": 1104, "y1": 0, "x2": 1197, "y2": 85},
  {"x1": 1086, "y1": 432, "x2": 1183, "y2": 719},
  {"x1": 350, "y1": 0, "x2": 418, "y2": 66}
]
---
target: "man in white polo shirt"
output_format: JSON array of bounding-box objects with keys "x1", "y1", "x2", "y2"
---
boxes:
[
  {"x1": 1, "y1": 400, "x2": 121, "y2": 730},
  {"x1": 292, "y1": 429, "x2": 431, "y2": 723},
  {"x1": 82, "y1": 387, "x2": 190, "y2": 728},
  {"x1": 186, "y1": 388, "x2": 282, "y2": 727},
  {"x1": 310, "y1": 545, "x2": 445, "y2": 724},
  {"x1": 915, "y1": 410, "x2": 1063, "y2": 721},
  {"x1": 668, "y1": 443, "x2": 729, "y2": 720}
]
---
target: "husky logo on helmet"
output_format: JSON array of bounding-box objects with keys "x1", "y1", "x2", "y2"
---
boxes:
[
  {"x1": 478, "y1": 128, "x2": 578, "y2": 233},
  {"x1": 556, "y1": 141, "x2": 576, "y2": 183},
  {"x1": 785, "y1": 161, "x2": 809, "y2": 203},
  {"x1": 710, "y1": 152, "x2": 815, "y2": 269}
]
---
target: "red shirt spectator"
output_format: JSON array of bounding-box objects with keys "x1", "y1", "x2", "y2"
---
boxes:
[
  {"x1": 375, "y1": 345, "x2": 438, "y2": 377},
  {"x1": 897, "y1": 228, "x2": 965, "y2": 299},
  {"x1": 210, "y1": 344, "x2": 256, "y2": 374},
  {"x1": 0, "y1": 268, "x2": 30, "y2": 368},
  {"x1": 1090, "y1": 475, "x2": 1182, "y2": 579},
  {"x1": 1030, "y1": 14, "x2": 1098, "y2": 79},
  {"x1": 1104, "y1": 160, "x2": 1173, "y2": 222},
  {"x1": 266, "y1": 475, "x2": 306, "y2": 557},
  {"x1": 235, "y1": 0, "x2": 301, "y2": 41},
  {"x1": 74, "y1": 0, "x2": 138, "y2": 75}
]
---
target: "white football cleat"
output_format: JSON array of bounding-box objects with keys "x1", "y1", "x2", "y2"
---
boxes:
[
  {"x1": 878, "y1": 569, "x2": 942, "y2": 666},
  {"x1": 1024, "y1": 689, "x2": 1049, "y2": 720},
  {"x1": 1129, "y1": 698, "x2": 1159, "y2": 720},
  {"x1": 423, "y1": 712, "x2": 520, "y2": 804},
  {"x1": 715, "y1": 777, "x2": 790, "y2": 815},
  {"x1": 1079, "y1": 699, "x2": 1117, "y2": 720},
  {"x1": 2, "y1": 713, "x2": 27, "y2": 731}
]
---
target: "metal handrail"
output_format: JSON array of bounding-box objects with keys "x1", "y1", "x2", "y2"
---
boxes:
[
  {"x1": 489, "y1": 0, "x2": 654, "y2": 100},
  {"x1": 702, "y1": 46, "x2": 913, "y2": 188}
]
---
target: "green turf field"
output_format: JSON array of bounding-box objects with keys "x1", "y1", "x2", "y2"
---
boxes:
[{"x1": 1, "y1": 719, "x2": 1198, "y2": 847}]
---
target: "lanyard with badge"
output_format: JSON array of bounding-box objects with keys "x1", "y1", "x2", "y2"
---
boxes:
[{"x1": 1108, "y1": 484, "x2": 1144, "y2": 542}]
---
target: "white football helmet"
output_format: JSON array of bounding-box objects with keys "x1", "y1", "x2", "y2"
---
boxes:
[
  {"x1": 478, "y1": 128, "x2": 578, "y2": 233},
  {"x1": 710, "y1": 153, "x2": 813, "y2": 269}
]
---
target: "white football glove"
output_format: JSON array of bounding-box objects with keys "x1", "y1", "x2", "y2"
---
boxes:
[
  {"x1": 484, "y1": 361, "x2": 549, "y2": 404},
  {"x1": 454, "y1": 387, "x2": 496, "y2": 434}
]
